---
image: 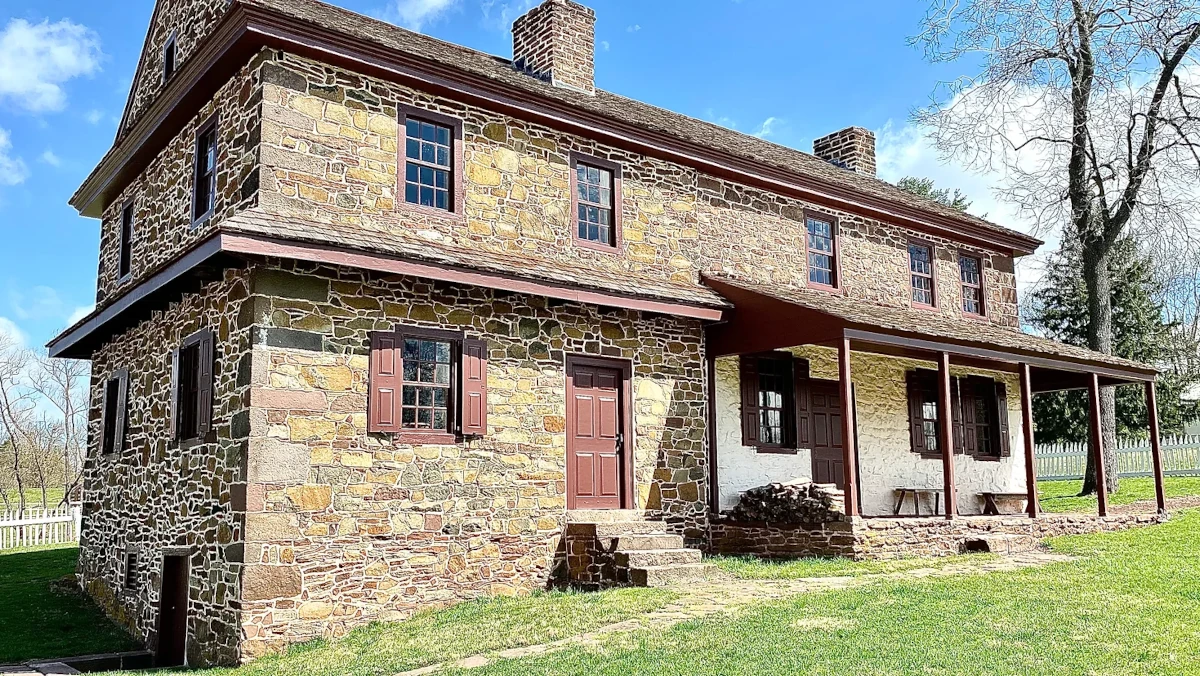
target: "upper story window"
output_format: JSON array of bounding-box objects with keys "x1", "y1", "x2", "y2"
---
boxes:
[
  {"x1": 908, "y1": 242, "x2": 934, "y2": 307},
  {"x1": 570, "y1": 153, "x2": 622, "y2": 251},
  {"x1": 806, "y1": 214, "x2": 838, "y2": 288},
  {"x1": 192, "y1": 118, "x2": 217, "y2": 224},
  {"x1": 101, "y1": 369, "x2": 129, "y2": 456},
  {"x1": 171, "y1": 329, "x2": 214, "y2": 443},
  {"x1": 163, "y1": 33, "x2": 177, "y2": 83},
  {"x1": 369, "y1": 327, "x2": 488, "y2": 441},
  {"x1": 118, "y1": 203, "x2": 134, "y2": 280},
  {"x1": 404, "y1": 118, "x2": 452, "y2": 210},
  {"x1": 959, "y1": 254, "x2": 984, "y2": 316}
]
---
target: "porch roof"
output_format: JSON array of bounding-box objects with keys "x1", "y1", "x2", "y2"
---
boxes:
[{"x1": 702, "y1": 274, "x2": 1157, "y2": 392}]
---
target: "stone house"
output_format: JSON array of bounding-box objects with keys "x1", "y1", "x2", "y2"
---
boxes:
[{"x1": 49, "y1": 0, "x2": 1169, "y2": 667}]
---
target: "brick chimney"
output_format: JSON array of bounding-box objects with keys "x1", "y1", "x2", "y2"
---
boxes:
[
  {"x1": 813, "y1": 127, "x2": 877, "y2": 177},
  {"x1": 512, "y1": 0, "x2": 596, "y2": 94}
]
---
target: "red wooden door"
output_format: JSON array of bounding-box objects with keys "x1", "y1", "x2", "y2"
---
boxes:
[
  {"x1": 567, "y1": 361, "x2": 627, "y2": 509},
  {"x1": 156, "y1": 554, "x2": 189, "y2": 667},
  {"x1": 810, "y1": 382, "x2": 845, "y2": 489}
]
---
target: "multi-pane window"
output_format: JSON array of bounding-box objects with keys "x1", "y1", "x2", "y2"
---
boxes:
[
  {"x1": 973, "y1": 392, "x2": 993, "y2": 456},
  {"x1": 192, "y1": 121, "x2": 217, "y2": 223},
  {"x1": 755, "y1": 358, "x2": 792, "y2": 446},
  {"x1": 575, "y1": 163, "x2": 615, "y2": 246},
  {"x1": 907, "y1": 372, "x2": 1008, "y2": 459},
  {"x1": 119, "y1": 203, "x2": 134, "y2": 279},
  {"x1": 807, "y1": 216, "x2": 836, "y2": 287},
  {"x1": 909, "y1": 242, "x2": 934, "y2": 307},
  {"x1": 404, "y1": 118, "x2": 452, "y2": 211},
  {"x1": 101, "y1": 375, "x2": 124, "y2": 455},
  {"x1": 171, "y1": 328, "x2": 214, "y2": 443},
  {"x1": 163, "y1": 34, "x2": 177, "y2": 82},
  {"x1": 960, "y1": 255, "x2": 984, "y2": 315},
  {"x1": 401, "y1": 337, "x2": 453, "y2": 430},
  {"x1": 177, "y1": 342, "x2": 201, "y2": 440}
]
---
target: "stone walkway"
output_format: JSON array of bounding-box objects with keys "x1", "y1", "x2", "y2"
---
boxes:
[
  {"x1": 395, "y1": 551, "x2": 1073, "y2": 676},
  {"x1": 1107, "y1": 495, "x2": 1200, "y2": 515}
]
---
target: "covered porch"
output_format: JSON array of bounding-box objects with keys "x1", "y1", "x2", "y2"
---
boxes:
[{"x1": 703, "y1": 275, "x2": 1167, "y2": 531}]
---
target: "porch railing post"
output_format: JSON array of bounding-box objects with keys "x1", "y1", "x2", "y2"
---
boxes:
[
  {"x1": 1145, "y1": 381, "x2": 1167, "y2": 516},
  {"x1": 1088, "y1": 372, "x2": 1109, "y2": 517},
  {"x1": 838, "y1": 336, "x2": 860, "y2": 517},
  {"x1": 937, "y1": 351, "x2": 957, "y2": 519},
  {"x1": 1019, "y1": 363, "x2": 1039, "y2": 518}
]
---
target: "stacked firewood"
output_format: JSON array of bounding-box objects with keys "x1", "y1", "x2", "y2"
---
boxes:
[{"x1": 729, "y1": 479, "x2": 845, "y2": 523}]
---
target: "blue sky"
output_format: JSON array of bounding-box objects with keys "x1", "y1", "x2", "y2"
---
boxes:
[{"x1": 0, "y1": 0, "x2": 1013, "y2": 351}]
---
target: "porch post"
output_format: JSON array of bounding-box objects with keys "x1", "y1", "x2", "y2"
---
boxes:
[
  {"x1": 1145, "y1": 381, "x2": 1168, "y2": 516},
  {"x1": 1088, "y1": 373, "x2": 1109, "y2": 517},
  {"x1": 838, "y1": 336, "x2": 860, "y2": 517},
  {"x1": 706, "y1": 354, "x2": 719, "y2": 515},
  {"x1": 937, "y1": 351, "x2": 957, "y2": 519},
  {"x1": 1019, "y1": 363, "x2": 1039, "y2": 518}
]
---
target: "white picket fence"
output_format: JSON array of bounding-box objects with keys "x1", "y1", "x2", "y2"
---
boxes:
[
  {"x1": 0, "y1": 505, "x2": 82, "y2": 551},
  {"x1": 1035, "y1": 435, "x2": 1200, "y2": 481}
]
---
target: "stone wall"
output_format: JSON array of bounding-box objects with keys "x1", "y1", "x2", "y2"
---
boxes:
[
  {"x1": 236, "y1": 260, "x2": 707, "y2": 656},
  {"x1": 98, "y1": 53, "x2": 264, "y2": 303},
  {"x1": 79, "y1": 268, "x2": 254, "y2": 668},
  {"x1": 120, "y1": 0, "x2": 234, "y2": 138},
  {"x1": 714, "y1": 348, "x2": 1028, "y2": 517},
  {"x1": 255, "y1": 50, "x2": 1019, "y2": 329},
  {"x1": 709, "y1": 517, "x2": 858, "y2": 558}
]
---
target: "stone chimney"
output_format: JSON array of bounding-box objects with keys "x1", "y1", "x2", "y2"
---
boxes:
[
  {"x1": 512, "y1": 0, "x2": 597, "y2": 94},
  {"x1": 813, "y1": 127, "x2": 877, "y2": 177}
]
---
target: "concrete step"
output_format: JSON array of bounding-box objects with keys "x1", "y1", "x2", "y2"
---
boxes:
[
  {"x1": 628, "y1": 563, "x2": 715, "y2": 588},
  {"x1": 615, "y1": 548, "x2": 703, "y2": 568},
  {"x1": 612, "y1": 533, "x2": 685, "y2": 551}
]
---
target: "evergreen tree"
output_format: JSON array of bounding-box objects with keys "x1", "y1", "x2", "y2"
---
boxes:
[
  {"x1": 896, "y1": 177, "x2": 972, "y2": 212},
  {"x1": 1026, "y1": 236, "x2": 1199, "y2": 443}
]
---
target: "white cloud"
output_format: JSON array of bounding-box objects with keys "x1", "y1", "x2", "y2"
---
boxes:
[
  {"x1": 0, "y1": 18, "x2": 102, "y2": 113},
  {"x1": 384, "y1": 0, "x2": 460, "y2": 32},
  {"x1": 85, "y1": 108, "x2": 103, "y2": 124},
  {"x1": 752, "y1": 117, "x2": 779, "y2": 139},
  {"x1": 0, "y1": 128, "x2": 28, "y2": 186},
  {"x1": 39, "y1": 149, "x2": 60, "y2": 167},
  {"x1": 67, "y1": 304, "x2": 94, "y2": 326},
  {"x1": 8, "y1": 285, "x2": 67, "y2": 321},
  {"x1": 480, "y1": 0, "x2": 538, "y2": 32},
  {"x1": 600, "y1": 40, "x2": 610, "y2": 51},
  {"x1": 0, "y1": 317, "x2": 27, "y2": 348},
  {"x1": 626, "y1": 24, "x2": 641, "y2": 33}
]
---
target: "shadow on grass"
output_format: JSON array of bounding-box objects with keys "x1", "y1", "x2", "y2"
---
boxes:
[{"x1": 0, "y1": 546, "x2": 137, "y2": 665}]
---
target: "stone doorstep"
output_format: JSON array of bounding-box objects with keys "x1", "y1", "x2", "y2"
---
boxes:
[
  {"x1": 565, "y1": 509, "x2": 648, "y2": 524},
  {"x1": 611, "y1": 533, "x2": 685, "y2": 551},
  {"x1": 567, "y1": 521, "x2": 674, "y2": 538},
  {"x1": 628, "y1": 563, "x2": 715, "y2": 588},
  {"x1": 615, "y1": 548, "x2": 703, "y2": 568},
  {"x1": 23, "y1": 665, "x2": 78, "y2": 676}
]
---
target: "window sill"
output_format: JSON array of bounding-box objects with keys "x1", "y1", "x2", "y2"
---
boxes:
[
  {"x1": 750, "y1": 445, "x2": 799, "y2": 455},
  {"x1": 190, "y1": 212, "x2": 214, "y2": 230},
  {"x1": 960, "y1": 311, "x2": 988, "y2": 322},
  {"x1": 396, "y1": 200, "x2": 465, "y2": 221},
  {"x1": 572, "y1": 236, "x2": 622, "y2": 255},
  {"x1": 395, "y1": 431, "x2": 459, "y2": 445},
  {"x1": 972, "y1": 455, "x2": 1003, "y2": 462},
  {"x1": 806, "y1": 282, "x2": 842, "y2": 295},
  {"x1": 911, "y1": 301, "x2": 938, "y2": 312}
]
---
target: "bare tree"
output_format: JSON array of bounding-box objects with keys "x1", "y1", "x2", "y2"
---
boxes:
[
  {"x1": 914, "y1": 0, "x2": 1200, "y2": 495},
  {"x1": 0, "y1": 334, "x2": 36, "y2": 512},
  {"x1": 31, "y1": 355, "x2": 90, "y2": 505}
]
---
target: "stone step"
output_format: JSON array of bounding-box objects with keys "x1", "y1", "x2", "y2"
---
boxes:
[
  {"x1": 566, "y1": 509, "x2": 647, "y2": 524},
  {"x1": 615, "y1": 548, "x2": 703, "y2": 568},
  {"x1": 628, "y1": 563, "x2": 714, "y2": 588},
  {"x1": 567, "y1": 521, "x2": 674, "y2": 538},
  {"x1": 612, "y1": 533, "x2": 685, "y2": 551},
  {"x1": 963, "y1": 533, "x2": 1040, "y2": 555}
]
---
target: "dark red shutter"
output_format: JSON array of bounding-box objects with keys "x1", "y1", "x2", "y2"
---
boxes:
[
  {"x1": 957, "y1": 378, "x2": 978, "y2": 456},
  {"x1": 995, "y1": 380, "x2": 1011, "y2": 457},
  {"x1": 168, "y1": 348, "x2": 180, "y2": 440},
  {"x1": 739, "y1": 356, "x2": 760, "y2": 446},
  {"x1": 906, "y1": 370, "x2": 926, "y2": 454},
  {"x1": 369, "y1": 333, "x2": 401, "y2": 433},
  {"x1": 100, "y1": 376, "x2": 112, "y2": 455},
  {"x1": 114, "y1": 369, "x2": 130, "y2": 454},
  {"x1": 461, "y1": 338, "x2": 488, "y2": 436},
  {"x1": 794, "y1": 359, "x2": 811, "y2": 448},
  {"x1": 196, "y1": 329, "x2": 215, "y2": 437}
]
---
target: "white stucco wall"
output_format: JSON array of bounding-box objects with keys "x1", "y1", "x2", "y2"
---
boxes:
[{"x1": 715, "y1": 347, "x2": 1028, "y2": 516}]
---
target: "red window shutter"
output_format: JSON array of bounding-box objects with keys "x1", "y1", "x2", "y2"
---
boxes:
[
  {"x1": 957, "y1": 378, "x2": 977, "y2": 456},
  {"x1": 905, "y1": 370, "x2": 926, "y2": 454},
  {"x1": 995, "y1": 380, "x2": 1011, "y2": 457},
  {"x1": 114, "y1": 369, "x2": 130, "y2": 454},
  {"x1": 739, "y1": 356, "x2": 760, "y2": 446},
  {"x1": 168, "y1": 348, "x2": 180, "y2": 440},
  {"x1": 369, "y1": 333, "x2": 401, "y2": 433},
  {"x1": 196, "y1": 329, "x2": 215, "y2": 437},
  {"x1": 794, "y1": 359, "x2": 811, "y2": 448},
  {"x1": 461, "y1": 338, "x2": 488, "y2": 436}
]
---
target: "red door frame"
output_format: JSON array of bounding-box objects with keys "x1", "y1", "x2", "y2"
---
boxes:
[{"x1": 565, "y1": 355, "x2": 635, "y2": 510}]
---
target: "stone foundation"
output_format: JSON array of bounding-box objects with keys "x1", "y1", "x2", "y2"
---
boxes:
[{"x1": 708, "y1": 512, "x2": 1167, "y2": 560}]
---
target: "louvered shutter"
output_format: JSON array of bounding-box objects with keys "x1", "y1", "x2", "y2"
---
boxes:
[
  {"x1": 995, "y1": 380, "x2": 1011, "y2": 457},
  {"x1": 196, "y1": 329, "x2": 215, "y2": 437},
  {"x1": 739, "y1": 356, "x2": 760, "y2": 446},
  {"x1": 958, "y1": 378, "x2": 979, "y2": 456},
  {"x1": 368, "y1": 333, "x2": 401, "y2": 433},
  {"x1": 906, "y1": 370, "x2": 926, "y2": 455},
  {"x1": 114, "y1": 369, "x2": 130, "y2": 454},
  {"x1": 794, "y1": 359, "x2": 811, "y2": 448},
  {"x1": 168, "y1": 348, "x2": 180, "y2": 440},
  {"x1": 461, "y1": 338, "x2": 488, "y2": 436},
  {"x1": 100, "y1": 376, "x2": 112, "y2": 455}
]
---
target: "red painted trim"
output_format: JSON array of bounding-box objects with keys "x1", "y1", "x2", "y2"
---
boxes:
[
  {"x1": 803, "y1": 209, "x2": 842, "y2": 293},
  {"x1": 957, "y1": 252, "x2": 986, "y2": 319},
  {"x1": 1019, "y1": 363, "x2": 1040, "y2": 519},
  {"x1": 568, "y1": 152, "x2": 623, "y2": 254},
  {"x1": 565, "y1": 354, "x2": 635, "y2": 511},
  {"x1": 220, "y1": 233, "x2": 725, "y2": 320},
  {"x1": 937, "y1": 351, "x2": 957, "y2": 519},
  {"x1": 706, "y1": 354, "x2": 719, "y2": 514},
  {"x1": 396, "y1": 104, "x2": 465, "y2": 217},
  {"x1": 1145, "y1": 382, "x2": 1167, "y2": 516},
  {"x1": 1088, "y1": 373, "x2": 1109, "y2": 517},
  {"x1": 907, "y1": 238, "x2": 937, "y2": 310},
  {"x1": 837, "y1": 337, "x2": 859, "y2": 517}
]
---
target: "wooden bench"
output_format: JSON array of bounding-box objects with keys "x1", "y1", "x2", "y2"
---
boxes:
[
  {"x1": 893, "y1": 487, "x2": 945, "y2": 516},
  {"x1": 980, "y1": 492, "x2": 1029, "y2": 516}
]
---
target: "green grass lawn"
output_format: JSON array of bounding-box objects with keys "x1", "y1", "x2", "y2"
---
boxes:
[
  {"x1": 0, "y1": 546, "x2": 136, "y2": 665},
  {"x1": 2, "y1": 488, "x2": 68, "y2": 510},
  {"x1": 710, "y1": 552, "x2": 995, "y2": 580},
  {"x1": 1039, "y1": 476, "x2": 1200, "y2": 513},
  {"x1": 444, "y1": 511, "x2": 1200, "y2": 676}
]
